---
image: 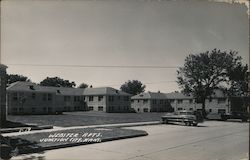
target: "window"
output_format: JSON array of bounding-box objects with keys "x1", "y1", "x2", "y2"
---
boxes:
[
  {"x1": 48, "y1": 94, "x2": 52, "y2": 101},
  {"x1": 64, "y1": 96, "x2": 71, "y2": 102},
  {"x1": 32, "y1": 93, "x2": 36, "y2": 99},
  {"x1": 89, "y1": 106, "x2": 94, "y2": 111},
  {"x1": 74, "y1": 96, "x2": 80, "y2": 102},
  {"x1": 43, "y1": 107, "x2": 47, "y2": 112},
  {"x1": 209, "y1": 98, "x2": 212, "y2": 102},
  {"x1": 12, "y1": 108, "x2": 17, "y2": 112},
  {"x1": 217, "y1": 98, "x2": 226, "y2": 104},
  {"x1": 143, "y1": 99, "x2": 148, "y2": 104},
  {"x1": 109, "y1": 96, "x2": 114, "y2": 102},
  {"x1": 89, "y1": 96, "x2": 94, "y2": 101},
  {"x1": 13, "y1": 93, "x2": 18, "y2": 100},
  {"x1": 143, "y1": 108, "x2": 149, "y2": 112},
  {"x1": 177, "y1": 100, "x2": 183, "y2": 104},
  {"x1": 218, "y1": 109, "x2": 226, "y2": 114},
  {"x1": 189, "y1": 99, "x2": 193, "y2": 104},
  {"x1": 137, "y1": 100, "x2": 140, "y2": 103},
  {"x1": 43, "y1": 94, "x2": 47, "y2": 101},
  {"x1": 98, "y1": 96, "x2": 103, "y2": 101},
  {"x1": 124, "y1": 96, "x2": 129, "y2": 101},
  {"x1": 160, "y1": 100, "x2": 163, "y2": 104},
  {"x1": 189, "y1": 108, "x2": 193, "y2": 111},
  {"x1": 153, "y1": 100, "x2": 157, "y2": 104},
  {"x1": 74, "y1": 106, "x2": 80, "y2": 111},
  {"x1": 170, "y1": 99, "x2": 175, "y2": 103},
  {"x1": 209, "y1": 109, "x2": 212, "y2": 112},
  {"x1": 177, "y1": 108, "x2": 183, "y2": 110},
  {"x1": 32, "y1": 107, "x2": 36, "y2": 113},
  {"x1": 19, "y1": 108, "x2": 24, "y2": 112},
  {"x1": 48, "y1": 107, "x2": 52, "y2": 112},
  {"x1": 98, "y1": 106, "x2": 103, "y2": 111},
  {"x1": 131, "y1": 99, "x2": 134, "y2": 103}
]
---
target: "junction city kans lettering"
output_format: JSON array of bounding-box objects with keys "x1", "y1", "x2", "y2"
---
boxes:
[{"x1": 40, "y1": 132, "x2": 102, "y2": 143}]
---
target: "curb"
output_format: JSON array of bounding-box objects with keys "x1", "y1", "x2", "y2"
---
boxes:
[{"x1": 3, "y1": 121, "x2": 161, "y2": 137}]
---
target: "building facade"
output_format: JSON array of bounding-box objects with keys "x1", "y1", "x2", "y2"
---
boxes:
[
  {"x1": 132, "y1": 90, "x2": 230, "y2": 114},
  {"x1": 0, "y1": 64, "x2": 7, "y2": 126},
  {"x1": 7, "y1": 82, "x2": 131, "y2": 114},
  {"x1": 131, "y1": 92, "x2": 172, "y2": 113},
  {"x1": 83, "y1": 87, "x2": 131, "y2": 113}
]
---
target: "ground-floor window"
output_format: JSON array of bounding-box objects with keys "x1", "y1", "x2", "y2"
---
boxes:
[
  {"x1": 32, "y1": 107, "x2": 36, "y2": 113},
  {"x1": 177, "y1": 108, "x2": 183, "y2": 110},
  {"x1": 98, "y1": 106, "x2": 103, "y2": 111},
  {"x1": 143, "y1": 108, "x2": 149, "y2": 112},
  {"x1": 89, "y1": 106, "x2": 94, "y2": 111},
  {"x1": 218, "y1": 109, "x2": 226, "y2": 114}
]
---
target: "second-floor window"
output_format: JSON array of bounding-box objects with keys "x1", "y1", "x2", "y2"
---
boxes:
[
  {"x1": 64, "y1": 96, "x2": 71, "y2": 102},
  {"x1": 109, "y1": 96, "x2": 114, "y2": 102},
  {"x1": 153, "y1": 99, "x2": 157, "y2": 104},
  {"x1": 189, "y1": 99, "x2": 193, "y2": 104},
  {"x1": 13, "y1": 93, "x2": 18, "y2": 100},
  {"x1": 31, "y1": 93, "x2": 36, "y2": 99},
  {"x1": 217, "y1": 98, "x2": 226, "y2": 104},
  {"x1": 124, "y1": 96, "x2": 129, "y2": 101},
  {"x1": 177, "y1": 99, "x2": 183, "y2": 104},
  {"x1": 89, "y1": 96, "x2": 94, "y2": 101},
  {"x1": 74, "y1": 96, "x2": 80, "y2": 102},
  {"x1": 48, "y1": 94, "x2": 52, "y2": 101},
  {"x1": 98, "y1": 96, "x2": 103, "y2": 101}
]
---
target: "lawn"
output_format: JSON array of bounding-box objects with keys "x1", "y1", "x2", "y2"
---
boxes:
[{"x1": 7, "y1": 111, "x2": 165, "y2": 127}]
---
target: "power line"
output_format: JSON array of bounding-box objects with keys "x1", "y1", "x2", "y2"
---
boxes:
[{"x1": 6, "y1": 63, "x2": 180, "y2": 69}]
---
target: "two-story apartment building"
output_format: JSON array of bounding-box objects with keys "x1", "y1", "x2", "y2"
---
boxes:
[
  {"x1": 83, "y1": 87, "x2": 131, "y2": 112},
  {"x1": 7, "y1": 82, "x2": 131, "y2": 114},
  {"x1": 0, "y1": 64, "x2": 7, "y2": 126},
  {"x1": 131, "y1": 92, "x2": 172, "y2": 113},
  {"x1": 132, "y1": 90, "x2": 230, "y2": 114},
  {"x1": 7, "y1": 82, "x2": 86, "y2": 114}
]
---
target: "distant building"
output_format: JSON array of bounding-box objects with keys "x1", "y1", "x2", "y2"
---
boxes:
[
  {"x1": 7, "y1": 81, "x2": 131, "y2": 114},
  {"x1": 165, "y1": 91, "x2": 230, "y2": 114},
  {"x1": 0, "y1": 64, "x2": 7, "y2": 126},
  {"x1": 131, "y1": 92, "x2": 172, "y2": 113},
  {"x1": 132, "y1": 90, "x2": 230, "y2": 114}
]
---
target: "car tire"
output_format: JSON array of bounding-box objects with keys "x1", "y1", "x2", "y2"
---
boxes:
[{"x1": 193, "y1": 123, "x2": 198, "y2": 126}]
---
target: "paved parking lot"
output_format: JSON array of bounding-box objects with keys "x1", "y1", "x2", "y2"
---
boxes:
[
  {"x1": 7, "y1": 112, "x2": 165, "y2": 127},
  {"x1": 12, "y1": 121, "x2": 249, "y2": 160}
]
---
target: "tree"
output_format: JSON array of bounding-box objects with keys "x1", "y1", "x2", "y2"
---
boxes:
[
  {"x1": 177, "y1": 49, "x2": 246, "y2": 116},
  {"x1": 227, "y1": 62, "x2": 248, "y2": 97},
  {"x1": 78, "y1": 83, "x2": 88, "y2": 89},
  {"x1": 120, "y1": 80, "x2": 146, "y2": 95},
  {"x1": 40, "y1": 77, "x2": 76, "y2": 88},
  {"x1": 7, "y1": 74, "x2": 30, "y2": 86}
]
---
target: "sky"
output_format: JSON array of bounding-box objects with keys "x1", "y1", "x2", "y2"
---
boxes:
[{"x1": 1, "y1": 0, "x2": 249, "y2": 93}]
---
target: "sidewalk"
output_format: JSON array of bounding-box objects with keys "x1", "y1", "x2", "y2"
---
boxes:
[{"x1": 2, "y1": 121, "x2": 161, "y2": 137}]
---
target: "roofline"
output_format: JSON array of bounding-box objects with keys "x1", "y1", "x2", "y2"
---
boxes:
[{"x1": 0, "y1": 64, "x2": 8, "y2": 69}]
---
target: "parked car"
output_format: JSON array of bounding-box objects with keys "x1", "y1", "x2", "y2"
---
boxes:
[
  {"x1": 221, "y1": 111, "x2": 250, "y2": 122},
  {"x1": 162, "y1": 110, "x2": 204, "y2": 126}
]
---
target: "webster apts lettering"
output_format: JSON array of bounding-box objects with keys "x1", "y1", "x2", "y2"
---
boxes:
[{"x1": 39, "y1": 132, "x2": 102, "y2": 143}]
